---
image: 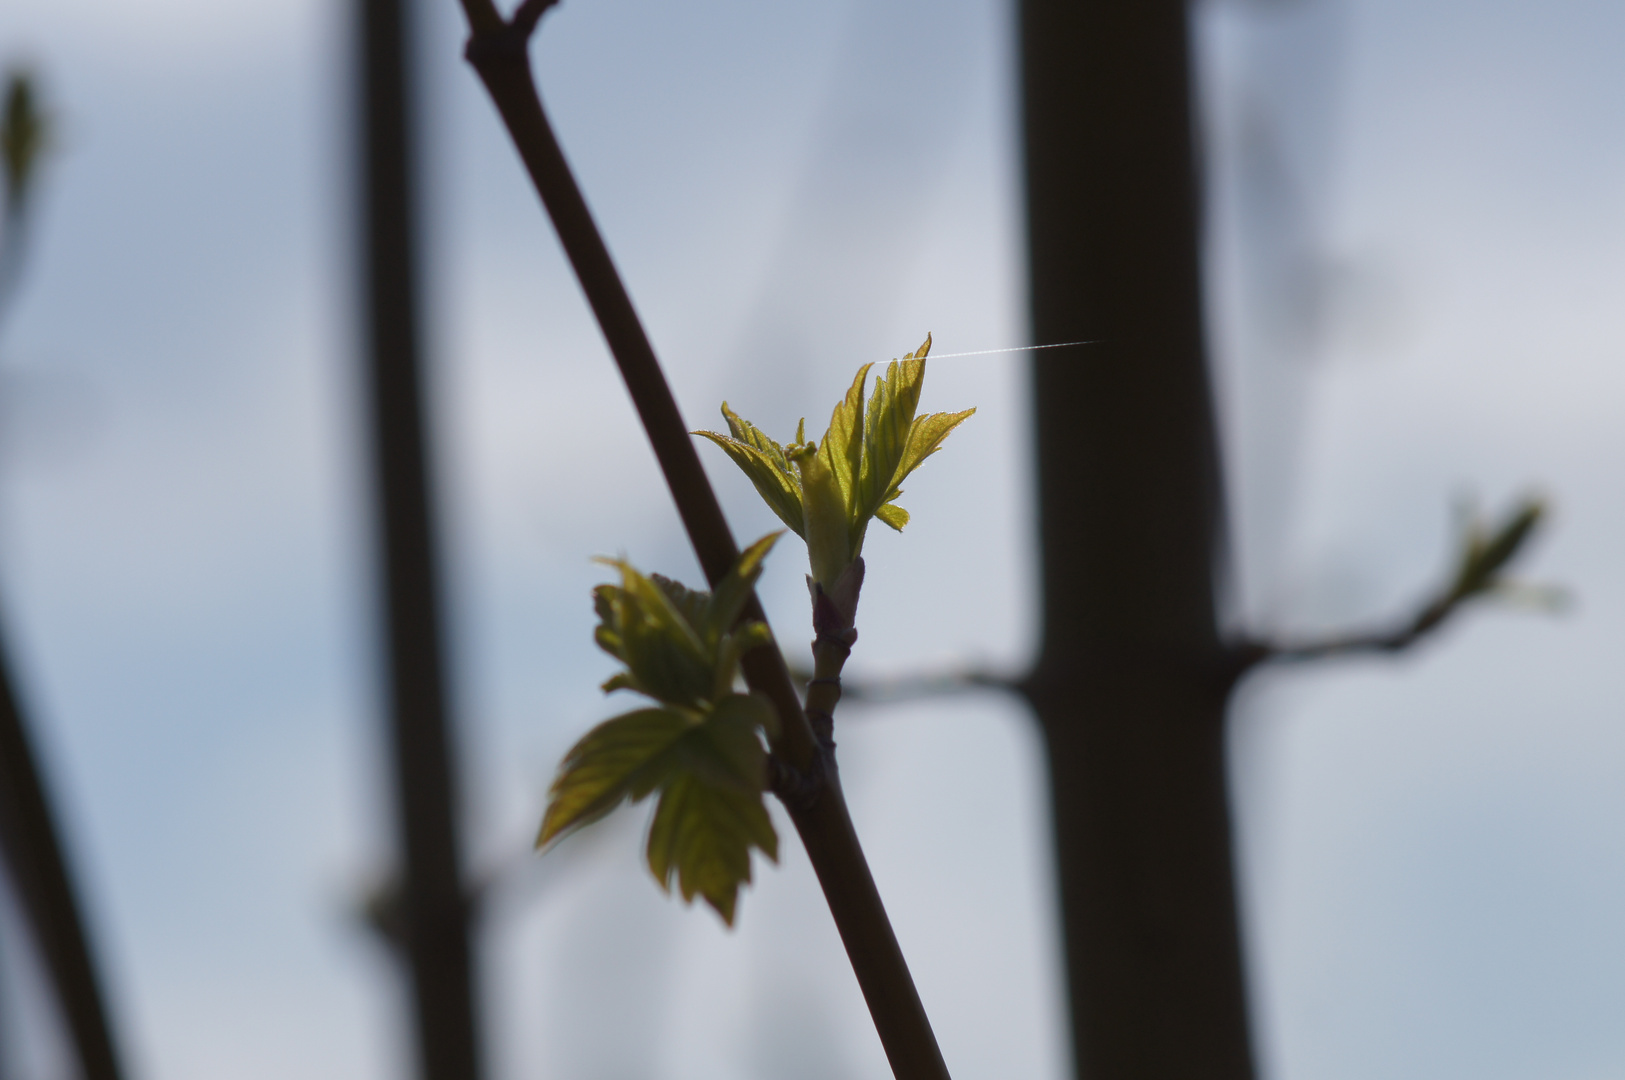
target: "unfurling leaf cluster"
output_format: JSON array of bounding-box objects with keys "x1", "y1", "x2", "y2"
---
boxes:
[
  {"x1": 538, "y1": 533, "x2": 784, "y2": 925},
  {"x1": 696, "y1": 335, "x2": 974, "y2": 594}
]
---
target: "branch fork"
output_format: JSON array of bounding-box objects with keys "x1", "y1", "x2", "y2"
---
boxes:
[{"x1": 462, "y1": 0, "x2": 555, "y2": 63}]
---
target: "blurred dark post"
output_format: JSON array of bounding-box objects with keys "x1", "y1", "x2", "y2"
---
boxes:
[
  {"x1": 0, "y1": 643, "x2": 125, "y2": 1080},
  {"x1": 357, "y1": 0, "x2": 484, "y2": 1077},
  {"x1": 1018, "y1": 2, "x2": 1257, "y2": 1079}
]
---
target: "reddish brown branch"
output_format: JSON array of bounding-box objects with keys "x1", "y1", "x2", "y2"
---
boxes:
[{"x1": 454, "y1": 5, "x2": 950, "y2": 1077}]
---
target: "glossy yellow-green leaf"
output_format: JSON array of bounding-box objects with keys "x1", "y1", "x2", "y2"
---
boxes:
[
  {"x1": 537, "y1": 707, "x2": 692, "y2": 847},
  {"x1": 645, "y1": 770, "x2": 778, "y2": 925},
  {"x1": 899, "y1": 408, "x2": 976, "y2": 490},
  {"x1": 796, "y1": 447, "x2": 850, "y2": 590},
  {"x1": 875, "y1": 502, "x2": 910, "y2": 532},
  {"x1": 721, "y1": 401, "x2": 790, "y2": 468},
  {"x1": 855, "y1": 336, "x2": 931, "y2": 538},
  {"x1": 695, "y1": 432, "x2": 805, "y2": 537},
  {"x1": 821, "y1": 363, "x2": 871, "y2": 511},
  {"x1": 698, "y1": 333, "x2": 970, "y2": 593},
  {"x1": 695, "y1": 404, "x2": 806, "y2": 537}
]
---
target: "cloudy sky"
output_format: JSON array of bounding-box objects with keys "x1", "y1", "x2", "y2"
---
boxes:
[{"x1": 0, "y1": 0, "x2": 1623, "y2": 1078}]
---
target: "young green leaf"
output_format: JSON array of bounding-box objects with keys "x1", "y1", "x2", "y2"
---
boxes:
[
  {"x1": 874, "y1": 502, "x2": 910, "y2": 532},
  {"x1": 650, "y1": 573, "x2": 710, "y2": 635},
  {"x1": 897, "y1": 408, "x2": 977, "y2": 494},
  {"x1": 537, "y1": 707, "x2": 692, "y2": 847},
  {"x1": 695, "y1": 405, "x2": 805, "y2": 536},
  {"x1": 701, "y1": 691, "x2": 779, "y2": 779},
  {"x1": 541, "y1": 541, "x2": 785, "y2": 924},
  {"x1": 645, "y1": 769, "x2": 778, "y2": 926},
  {"x1": 615, "y1": 571, "x2": 714, "y2": 707},
  {"x1": 854, "y1": 339, "x2": 931, "y2": 537},
  {"x1": 822, "y1": 363, "x2": 872, "y2": 510},
  {"x1": 594, "y1": 559, "x2": 715, "y2": 707},
  {"x1": 795, "y1": 443, "x2": 852, "y2": 591},
  {"x1": 694, "y1": 334, "x2": 974, "y2": 599}
]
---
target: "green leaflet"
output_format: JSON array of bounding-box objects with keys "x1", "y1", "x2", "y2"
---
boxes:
[
  {"x1": 540, "y1": 694, "x2": 781, "y2": 925},
  {"x1": 541, "y1": 539, "x2": 784, "y2": 924},
  {"x1": 646, "y1": 768, "x2": 778, "y2": 926},
  {"x1": 821, "y1": 363, "x2": 871, "y2": 512},
  {"x1": 854, "y1": 338, "x2": 930, "y2": 540},
  {"x1": 606, "y1": 567, "x2": 713, "y2": 707},
  {"x1": 796, "y1": 446, "x2": 852, "y2": 591},
  {"x1": 644, "y1": 693, "x2": 777, "y2": 925},
  {"x1": 591, "y1": 533, "x2": 782, "y2": 709},
  {"x1": 694, "y1": 334, "x2": 974, "y2": 593},
  {"x1": 669, "y1": 693, "x2": 774, "y2": 793},
  {"x1": 537, "y1": 706, "x2": 692, "y2": 847},
  {"x1": 875, "y1": 502, "x2": 910, "y2": 532},
  {"x1": 695, "y1": 403, "x2": 806, "y2": 537},
  {"x1": 898, "y1": 408, "x2": 978, "y2": 494},
  {"x1": 650, "y1": 573, "x2": 710, "y2": 632},
  {"x1": 859, "y1": 405, "x2": 978, "y2": 540}
]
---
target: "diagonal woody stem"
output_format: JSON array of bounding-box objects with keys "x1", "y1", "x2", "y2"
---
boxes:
[{"x1": 454, "y1": 4, "x2": 950, "y2": 1078}]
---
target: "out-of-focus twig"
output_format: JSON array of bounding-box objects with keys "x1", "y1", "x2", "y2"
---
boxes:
[
  {"x1": 356, "y1": 0, "x2": 483, "y2": 1074},
  {"x1": 356, "y1": 823, "x2": 611, "y2": 951},
  {"x1": 792, "y1": 662, "x2": 1020, "y2": 705},
  {"x1": 809, "y1": 495, "x2": 1559, "y2": 706},
  {"x1": 1233, "y1": 494, "x2": 1559, "y2": 675}
]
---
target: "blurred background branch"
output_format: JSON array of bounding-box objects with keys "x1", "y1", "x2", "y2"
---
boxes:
[
  {"x1": 827, "y1": 494, "x2": 1558, "y2": 709},
  {"x1": 355, "y1": 0, "x2": 483, "y2": 1074},
  {"x1": 1238, "y1": 494, "x2": 1560, "y2": 670},
  {"x1": 0, "y1": 62, "x2": 127, "y2": 1080},
  {"x1": 0, "y1": 68, "x2": 49, "y2": 329}
]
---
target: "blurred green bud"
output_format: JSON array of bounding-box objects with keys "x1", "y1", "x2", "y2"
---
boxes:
[
  {"x1": 2, "y1": 69, "x2": 49, "y2": 217},
  {"x1": 1451, "y1": 495, "x2": 1546, "y2": 601}
]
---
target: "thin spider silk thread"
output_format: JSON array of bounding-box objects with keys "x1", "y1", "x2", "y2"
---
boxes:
[{"x1": 913, "y1": 339, "x2": 1100, "y2": 361}]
